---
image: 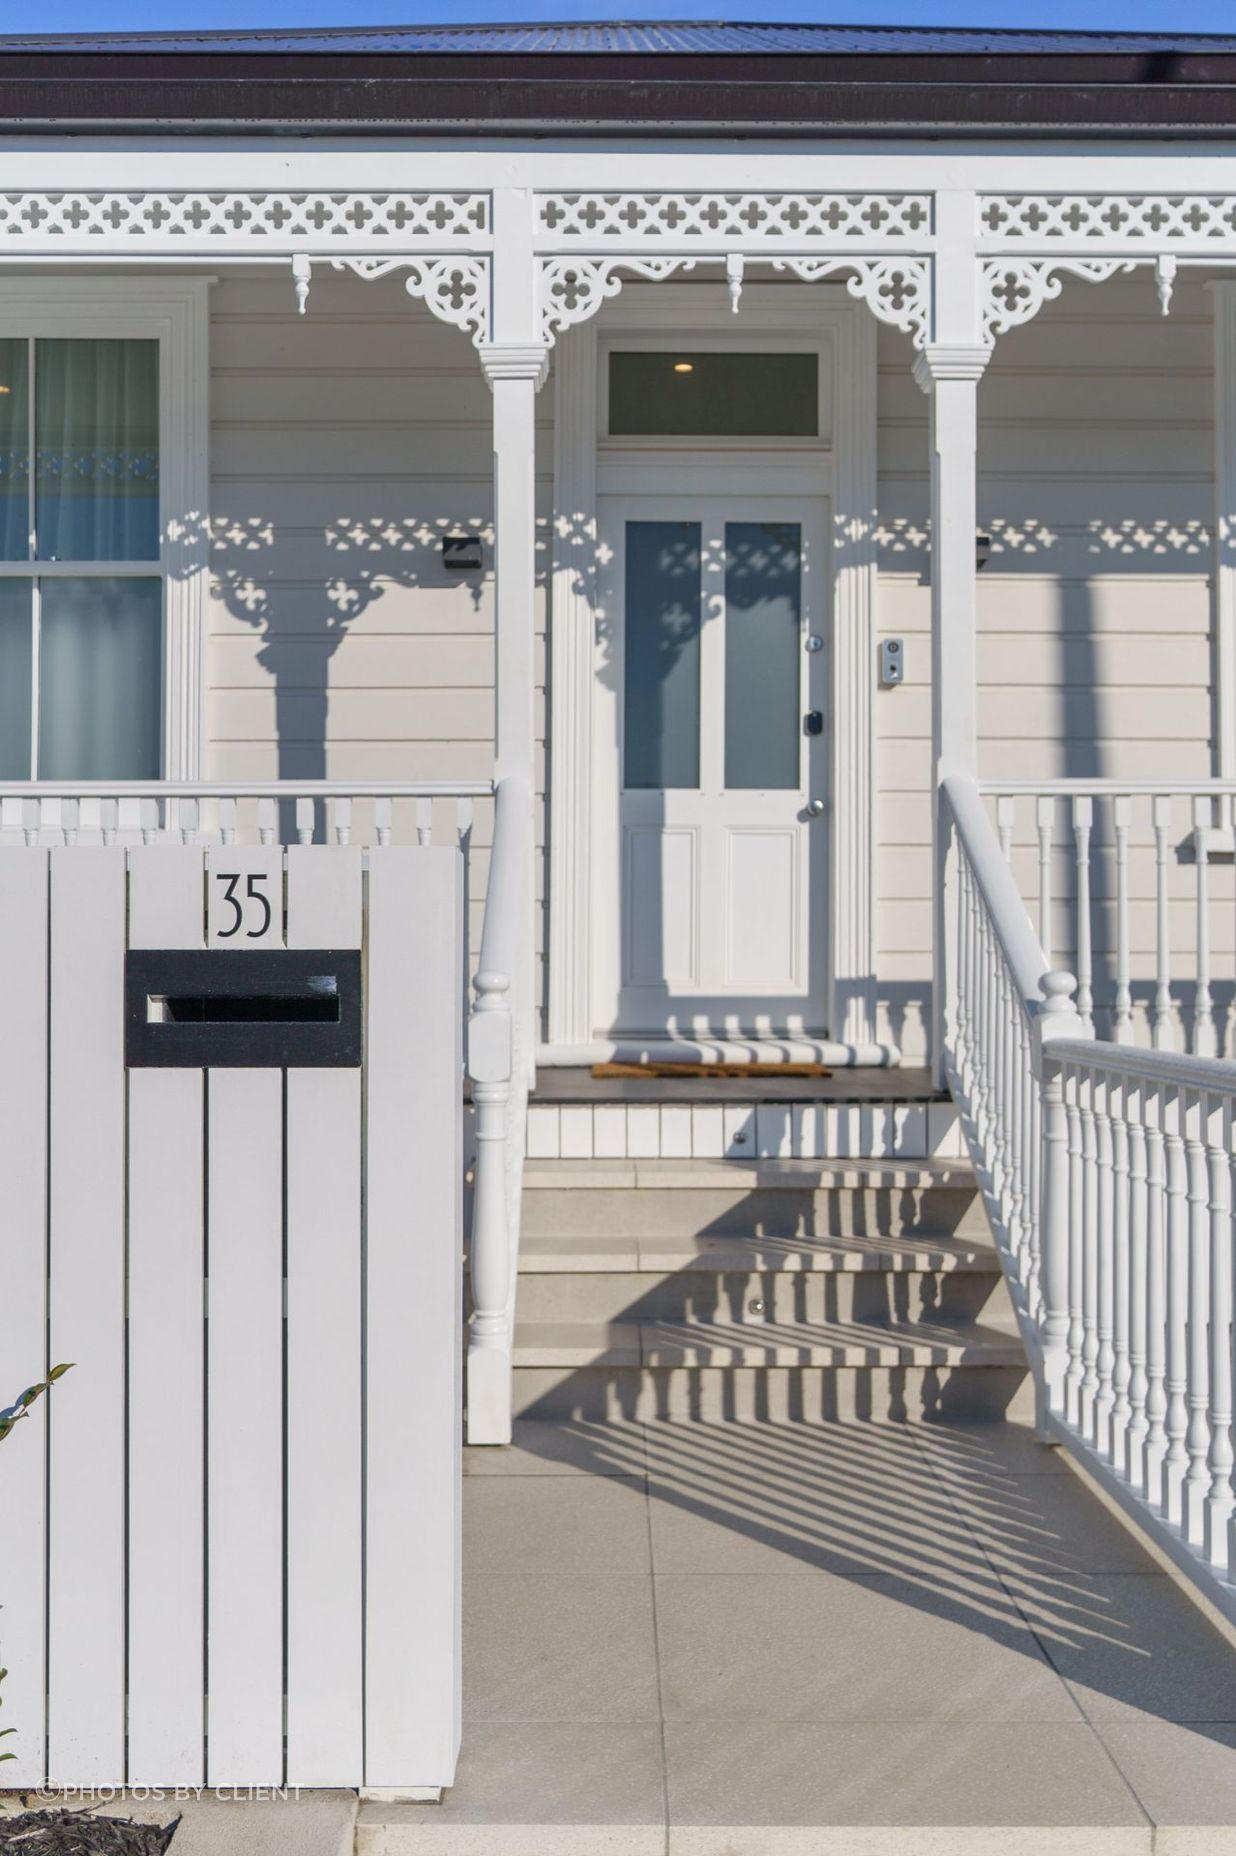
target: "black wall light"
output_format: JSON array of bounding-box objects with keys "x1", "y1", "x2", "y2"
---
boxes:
[{"x1": 443, "y1": 535, "x2": 483, "y2": 572}]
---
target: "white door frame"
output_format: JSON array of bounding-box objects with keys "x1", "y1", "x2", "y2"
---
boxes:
[
  {"x1": 593, "y1": 485, "x2": 831, "y2": 1054},
  {"x1": 545, "y1": 281, "x2": 889, "y2": 1065}
]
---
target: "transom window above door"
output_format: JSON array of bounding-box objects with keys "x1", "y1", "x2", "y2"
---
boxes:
[
  {"x1": 607, "y1": 349, "x2": 820, "y2": 438},
  {"x1": 0, "y1": 335, "x2": 163, "y2": 780}
]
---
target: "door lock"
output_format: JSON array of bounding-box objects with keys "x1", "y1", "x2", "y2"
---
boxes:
[{"x1": 804, "y1": 710, "x2": 824, "y2": 737}]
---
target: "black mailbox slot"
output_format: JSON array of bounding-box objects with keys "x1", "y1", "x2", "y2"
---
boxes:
[{"x1": 126, "y1": 950, "x2": 362, "y2": 1069}]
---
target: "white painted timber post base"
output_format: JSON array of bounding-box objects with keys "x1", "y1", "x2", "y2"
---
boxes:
[
  {"x1": 467, "y1": 969, "x2": 514, "y2": 1446},
  {"x1": 1036, "y1": 970, "x2": 1089, "y2": 1426},
  {"x1": 914, "y1": 335, "x2": 990, "y2": 1088}
]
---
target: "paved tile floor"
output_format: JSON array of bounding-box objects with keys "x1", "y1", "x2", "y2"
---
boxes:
[{"x1": 358, "y1": 1420, "x2": 1236, "y2": 1855}]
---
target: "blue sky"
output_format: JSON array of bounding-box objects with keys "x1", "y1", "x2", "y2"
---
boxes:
[{"x1": 6, "y1": 0, "x2": 1235, "y2": 35}]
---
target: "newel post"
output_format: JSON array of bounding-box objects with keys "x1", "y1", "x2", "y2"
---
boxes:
[
  {"x1": 1035, "y1": 968, "x2": 1089, "y2": 1426},
  {"x1": 467, "y1": 968, "x2": 514, "y2": 1444}
]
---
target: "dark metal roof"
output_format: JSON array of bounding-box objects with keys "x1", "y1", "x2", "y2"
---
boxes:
[
  {"x1": 0, "y1": 18, "x2": 1235, "y2": 138},
  {"x1": 4, "y1": 21, "x2": 1236, "y2": 55}
]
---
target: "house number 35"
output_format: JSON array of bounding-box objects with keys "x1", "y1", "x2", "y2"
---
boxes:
[{"x1": 215, "y1": 872, "x2": 274, "y2": 940}]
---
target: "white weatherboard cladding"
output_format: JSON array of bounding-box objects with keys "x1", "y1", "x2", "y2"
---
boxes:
[
  {"x1": 877, "y1": 272, "x2": 1215, "y2": 1063},
  {"x1": 206, "y1": 265, "x2": 550, "y2": 997},
  {"x1": 200, "y1": 261, "x2": 1217, "y2": 1060}
]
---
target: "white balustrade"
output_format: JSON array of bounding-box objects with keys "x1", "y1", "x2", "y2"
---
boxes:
[
  {"x1": 0, "y1": 779, "x2": 486, "y2": 851},
  {"x1": 944, "y1": 771, "x2": 1236, "y2": 1623},
  {"x1": 981, "y1": 781, "x2": 1236, "y2": 1057}
]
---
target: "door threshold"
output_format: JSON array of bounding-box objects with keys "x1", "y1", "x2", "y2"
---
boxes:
[{"x1": 537, "y1": 1037, "x2": 900, "y2": 1068}]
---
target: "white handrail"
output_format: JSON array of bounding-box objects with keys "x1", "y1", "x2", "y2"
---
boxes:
[
  {"x1": 944, "y1": 771, "x2": 1236, "y2": 1625},
  {"x1": 943, "y1": 774, "x2": 1055, "y2": 1022},
  {"x1": 465, "y1": 774, "x2": 531, "y2": 1446}
]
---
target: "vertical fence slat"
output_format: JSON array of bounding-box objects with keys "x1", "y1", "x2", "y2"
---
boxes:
[
  {"x1": 0, "y1": 851, "x2": 49, "y2": 1787},
  {"x1": 206, "y1": 846, "x2": 286, "y2": 1785},
  {"x1": 206, "y1": 1065, "x2": 285, "y2": 1786},
  {"x1": 285, "y1": 847, "x2": 364, "y2": 1786},
  {"x1": 364, "y1": 846, "x2": 462, "y2": 1791},
  {"x1": 47, "y1": 848, "x2": 126, "y2": 1784},
  {"x1": 127, "y1": 848, "x2": 206, "y2": 1784}
]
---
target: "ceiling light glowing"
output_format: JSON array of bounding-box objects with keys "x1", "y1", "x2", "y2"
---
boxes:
[{"x1": 672, "y1": 361, "x2": 694, "y2": 374}]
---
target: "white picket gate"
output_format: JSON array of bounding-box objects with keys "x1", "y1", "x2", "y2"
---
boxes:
[{"x1": 0, "y1": 841, "x2": 462, "y2": 1792}]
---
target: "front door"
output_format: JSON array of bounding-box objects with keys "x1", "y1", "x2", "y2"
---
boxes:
[{"x1": 593, "y1": 495, "x2": 830, "y2": 1048}]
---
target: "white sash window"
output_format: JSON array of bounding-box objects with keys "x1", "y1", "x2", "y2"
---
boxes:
[{"x1": 0, "y1": 282, "x2": 209, "y2": 780}]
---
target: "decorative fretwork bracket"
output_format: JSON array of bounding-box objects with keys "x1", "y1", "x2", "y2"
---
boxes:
[
  {"x1": 980, "y1": 259, "x2": 1138, "y2": 342},
  {"x1": 539, "y1": 256, "x2": 697, "y2": 342},
  {"x1": 770, "y1": 256, "x2": 932, "y2": 349},
  {"x1": 537, "y1": 251, "x2": 932, "y2": 347},
  {"x1": 324, "y1": 255, "x2": 491, "y2": 344}
]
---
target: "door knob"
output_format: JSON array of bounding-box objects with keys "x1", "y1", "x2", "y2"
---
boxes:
[{"x1": 807, "y1": 798, "x2": 826, "y2": 818}]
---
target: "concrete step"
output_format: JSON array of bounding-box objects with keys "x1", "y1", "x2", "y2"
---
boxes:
[
  {"x1": 513, "y1": 1310, "x2": 1022, "y2": 1370},
  {"x1": 510, "y1": 1307, "x2": 1029, "y2": 1421},
  {"x1": 520, "y1": 1228, "x2": 997, "y2": 1273},
  {"x1": 506, "y1": 1152, "x2": 1026, "y2": 1422},
  {"x1": 515, "y1": 1261, "x2": 1007, "y2": 1326},
  {"x1": 521, "y1": 1158, "x2": 986, "y2": 1240},
  {"x1": 510, "y1": 1360, "x2": 1030, "y2": 1423}
]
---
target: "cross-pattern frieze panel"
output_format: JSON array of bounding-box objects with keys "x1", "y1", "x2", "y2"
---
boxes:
[
  {"x1": 537, "y1": 192, "x2": 932, "y2": 243},
  {"x1": 980, "y1": 194, "x2": 1236, "y2": 245},
  {"x1": 0, "y1": 192, "x2": 489, "y2": 247}
]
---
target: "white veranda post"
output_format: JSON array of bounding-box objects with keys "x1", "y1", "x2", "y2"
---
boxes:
[
  {"x1": 914, "y1": 194, "x2": 989, "y2": 1082},
  {"x1": 466, "y1": 189, "x2": 548, "y2": 1444}
]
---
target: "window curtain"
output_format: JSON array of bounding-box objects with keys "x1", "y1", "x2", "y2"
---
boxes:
[
  {"x1": 38, "y1": 577, "x2": 161, "y2": 779},
  {"x1": 35, "y1": 338, "x2": 159, "y2": 562},
  {"x1": 0, "y1": 337, "x2": 29, "y2": 562}
]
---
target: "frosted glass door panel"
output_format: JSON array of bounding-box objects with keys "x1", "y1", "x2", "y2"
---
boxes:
[
  {"x1": 724, "y1": 522, "x2": 801, "y2": 791},
  {"x1": 0, "y1": 579, "x2": 32, "y2": 777},
  {"x1": 0, "y1": 339, "x2": 29, "y2": 562},
  {"x1": 623, "y1": 521, "x2": 701, "y2": 790},
  {"x1": 38, "y1": 577, "x2": 161, "y2": 779},
  {"x1": 36, "y1": 339, "x2": 159, "y2": 562}
]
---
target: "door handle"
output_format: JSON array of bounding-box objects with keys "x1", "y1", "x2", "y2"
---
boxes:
[{"x1": 806, "y1": 798, "x2": 826, "y2": 818}]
